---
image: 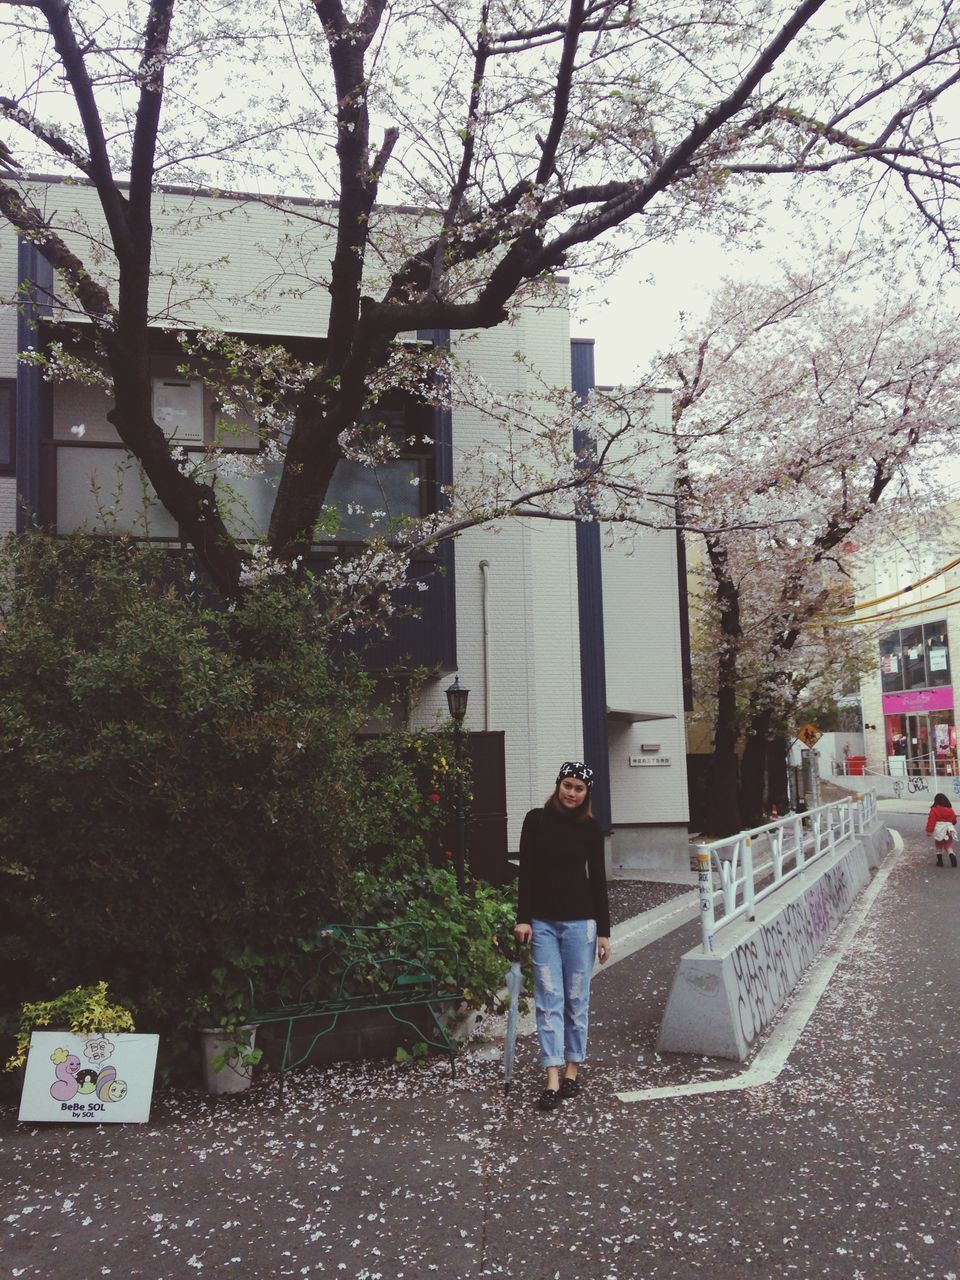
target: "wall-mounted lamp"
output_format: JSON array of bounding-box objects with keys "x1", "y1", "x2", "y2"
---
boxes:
[
  {"x1": 640, "y1": 743, "x2": 660, "y2": 753},
  {"x1": 445, "y1": 675, "x2": 469, "y2": 722}
]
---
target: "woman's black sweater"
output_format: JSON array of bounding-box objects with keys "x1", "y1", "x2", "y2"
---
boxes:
[{"x1": 516, "y1": 803, "x2": 611, "y2": 937}]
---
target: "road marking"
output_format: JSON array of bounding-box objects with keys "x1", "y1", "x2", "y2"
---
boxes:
[{"x1": 615, "y1": 840, "x2": 902, "y2": 1104}]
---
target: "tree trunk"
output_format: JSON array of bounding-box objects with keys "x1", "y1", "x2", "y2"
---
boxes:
[
  {"x1": 709, "y1": 679, "x2": 742, "y2": 836},
  {"x1": 740, "y1": 703, "x2": 771, "y2": 828},
  {"x1": 767, "y1": 734, "x2": 789, "y2": 812},
  {"x1": 703, "y1": 538, "x2": 743, "y2": 836}
]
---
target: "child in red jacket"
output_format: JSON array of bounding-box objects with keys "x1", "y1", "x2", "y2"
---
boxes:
[{"x1": 926, "y1": 792, "x2": 958, "y2": 867}]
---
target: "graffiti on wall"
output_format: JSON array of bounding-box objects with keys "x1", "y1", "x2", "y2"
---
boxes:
[{"x1": 731, "y1": 862, "x2": 852, "y2": 1049}]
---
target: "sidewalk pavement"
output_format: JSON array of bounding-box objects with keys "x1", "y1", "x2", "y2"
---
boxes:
[
  {"x1": 3, "y1": 812, "x2": 958, "y2": 1279},
  {"x1": 877, "y1": 796, "x2": 955, "y2": 814}
]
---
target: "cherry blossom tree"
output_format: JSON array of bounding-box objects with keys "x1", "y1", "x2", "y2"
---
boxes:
[
  {"x1": 2, "y1": 1, "x2": 960, "y2": 608},
  {"x1": 664, "y1": 258, "x2": 959, "y2": 832}
]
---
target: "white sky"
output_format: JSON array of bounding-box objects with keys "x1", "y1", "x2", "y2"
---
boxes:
[
  {"x1": 572, "y1": 217, "x2": 960, "y2": 507},
  {"x1": 568, "y1": 189, "x2": 866, "y2": 385},
  {"x1": 570, "y1": 212, "x2": 910, "y2": 387},
  {"x1": 571, "y1": 234, "x2": 734, "y2": 386}
]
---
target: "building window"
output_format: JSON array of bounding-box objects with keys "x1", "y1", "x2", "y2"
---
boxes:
[
  {"x1": 879, "y1": 620, "x2": 951, "y2": 691},
  {"x1": 317, "y1": 410, "x2": 432, "y2": 542},
  {"x1": 925, "y1": 619, "x2": 951, "y2": 687},
  {"x1": 0, "y1": 380, "x2": 14, "y2": 474},
  {"x1": 879, "y1": 631, "x2": 902, "y2": 693},
  {"x1": 324, "y1": 456, "x2": 425, "y2": 539},
  {"x1": 885, "y1": 710, "x2": 957, "y2": 775},
  {"x1": 901, "y1": 624, "x2": 926, "y2": 689}
]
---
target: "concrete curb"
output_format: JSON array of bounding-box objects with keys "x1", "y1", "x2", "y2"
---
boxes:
[
  {"x1": 657, "y1": 826, "x2": 878, "y2": 1060},
  {"x1": 608, "y1": 889, "x2": 700, "y2": 964},
  {"x1": 617, "y1": 834, "x2": 904, "y2": 1103}
]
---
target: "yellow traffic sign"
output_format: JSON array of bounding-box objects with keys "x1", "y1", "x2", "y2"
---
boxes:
[{"x1": 796, "y1": 723, "x2": 822, "y2": 747}]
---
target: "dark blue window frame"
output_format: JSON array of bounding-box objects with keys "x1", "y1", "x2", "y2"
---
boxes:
[{"x1": 0, "y1": 380, "x2": 14, "y2": 474}]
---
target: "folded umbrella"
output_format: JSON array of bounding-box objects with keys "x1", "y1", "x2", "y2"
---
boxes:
[{"x1": 502, "y1": 956, "x2": 524, "y2": 1095}]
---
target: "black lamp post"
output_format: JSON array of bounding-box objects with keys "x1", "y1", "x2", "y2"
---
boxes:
[{"x1": 445, "y1": 676, "x2": 469, "y2": 891}]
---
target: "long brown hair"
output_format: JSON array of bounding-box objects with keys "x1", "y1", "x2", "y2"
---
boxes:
[{"x1": 544, "y1": 784, "x2": 594, "y2": 821}]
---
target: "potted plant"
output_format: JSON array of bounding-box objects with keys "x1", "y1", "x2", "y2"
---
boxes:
[
  {"x1": 195, "y1": 957, "x2": 263, "y2": 1095},
  {"x1": 6, "y1": 981, "x2": 136, "y2": 1074}
]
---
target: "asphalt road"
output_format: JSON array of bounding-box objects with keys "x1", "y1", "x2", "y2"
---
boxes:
[{"x1": 2, "y1": 813, "x2": 957, "y2": 1279}]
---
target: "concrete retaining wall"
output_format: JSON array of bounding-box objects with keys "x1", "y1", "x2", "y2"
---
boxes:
[
  {"x1": 834, "y1": 772, "x2": 960, "y2": 806},
  {"x1": 657, "y1": 823, "x2": 891, "y2": 1061}
]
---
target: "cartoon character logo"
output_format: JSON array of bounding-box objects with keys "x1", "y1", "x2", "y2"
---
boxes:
[
  {"x1": 76, "y1": 1068, "x2": 98, "y2": 1095},
  {"x1": 95, "y1": 1064, "x2": 128, "y2": 1103},
  {"x1": 49, "y1": 1048, "x2": 82, "y2": 1101}
]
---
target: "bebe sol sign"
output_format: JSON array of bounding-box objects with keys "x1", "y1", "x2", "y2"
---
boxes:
[{"x1": 19, "y1": 1031, "x2": 159, "y2": 1124}]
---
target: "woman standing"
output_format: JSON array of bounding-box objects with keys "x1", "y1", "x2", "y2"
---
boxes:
[{"x1": 514, "y1": 761, "x2": 611, "y2": 1111}]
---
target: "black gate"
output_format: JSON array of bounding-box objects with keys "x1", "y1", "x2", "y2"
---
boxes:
[{"x1": 454, "y1": 731, "x2": 508, "y2": 885}]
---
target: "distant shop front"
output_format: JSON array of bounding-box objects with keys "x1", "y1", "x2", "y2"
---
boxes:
[{"x1": 880, "y1": 620, "x2": 956, "y2": 774}]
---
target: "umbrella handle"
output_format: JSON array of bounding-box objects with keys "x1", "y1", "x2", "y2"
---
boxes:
[{"x1": 495, "y1": 932, "x2": 528, "y2": 963}]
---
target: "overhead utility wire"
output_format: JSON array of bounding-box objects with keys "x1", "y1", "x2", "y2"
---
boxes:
[
  {"x1": 833, "y1": 582, "x2": 960, "y2": 628},
  {"x1": 850, "y1": 554, "x2": 960, "y2": 611}
]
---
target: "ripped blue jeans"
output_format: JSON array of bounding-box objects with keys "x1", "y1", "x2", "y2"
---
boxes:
[{"x1": 531, "y1": 918, "x2": 597, "y2": 1068}]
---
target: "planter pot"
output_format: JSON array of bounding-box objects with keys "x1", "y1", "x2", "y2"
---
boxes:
[{"x1": 199, "y1": 1026, "x2": 257, "y2": 1095}]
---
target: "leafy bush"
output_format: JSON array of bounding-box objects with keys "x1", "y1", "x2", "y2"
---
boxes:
[
  {"x1": 0, "y1": 533, "x2": 450, "y2": 1075},
  {"x1": 351, "y1": 865, "x2": 525, "y2": 1013},
  {"x1": 6, "y1": 981, "x2": 136, "y2": 1071}
]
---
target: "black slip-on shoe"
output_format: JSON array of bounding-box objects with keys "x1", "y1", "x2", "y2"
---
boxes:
[
  {"x1": 537, "y1": 1088, "x2": 562, "y2": 1112},
  {"x1": 559, "y1": 1076, "x2": 582, "y2": 1099}
]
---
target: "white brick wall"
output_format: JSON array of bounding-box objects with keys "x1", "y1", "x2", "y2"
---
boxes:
[
  {"x1": 9, "y1": 183, "x2": 691, "y2": 842},
  {"x1": 412, "y1": 291, "x2": 585, "y2": 848},
  {"x1": 601, "y1": 390, "x2": 689, "y2": 825},
  {"x1": 417, "y1": 514, "x2": 583, "y2": 850},
  {"x1": 859, "y1": 676, "x2": 886, "y2": 772},
  {"x1": 412, "y1": 329, "x2": 693, "y2": 844},
  {"x1": 26, "y1": 181, "x2": 341, "y2": 337},
  {"x1": 0, "y1": 220, "x2": 17, "y2": 377}
]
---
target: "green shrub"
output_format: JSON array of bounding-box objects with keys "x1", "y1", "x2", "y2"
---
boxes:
[
  {"x1": 6, "y1": 981, "x2": 135, "y2": 1071},
  {"x1": 351, "y1": 865, "x2": 525, "y2": 1013},
  {"x1": 0, "y1": 533, "x2": 449, "y2": 1076}
]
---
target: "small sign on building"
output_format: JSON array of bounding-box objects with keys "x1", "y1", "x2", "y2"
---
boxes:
[
  {"x1": 629, "y1": 754, "x2": 672, "y2": 767},
  {"x1": 18, "y1": 1032, "x2": 160, "y2": 1124}
]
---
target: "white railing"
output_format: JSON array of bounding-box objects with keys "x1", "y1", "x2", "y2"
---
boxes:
[
  {"x1": 836, "y1": 761, "x2": 888, "y2": 778},
  {"x1": 693, "y1": 793, "x2": 878, "y2": 954},
  {"x1": 839, "y1": 751, "x2": 956, "y2": 779}
]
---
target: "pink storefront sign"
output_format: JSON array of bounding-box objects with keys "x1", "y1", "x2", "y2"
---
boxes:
[{"x1": 882, "y1": 688, "x2": 955, "y2": 715}]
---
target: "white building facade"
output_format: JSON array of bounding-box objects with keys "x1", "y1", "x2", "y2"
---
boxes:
[
  {"x1": 2, "y1": 180, "x2": 691, "y2": 871},
  {"x1": 857, "y1": 530, "x2": 960, "y2": 780}
]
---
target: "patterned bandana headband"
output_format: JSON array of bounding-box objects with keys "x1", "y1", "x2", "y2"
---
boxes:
[{"x1": 556, "y1": 761, "x2": 595, "y2": 790}]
